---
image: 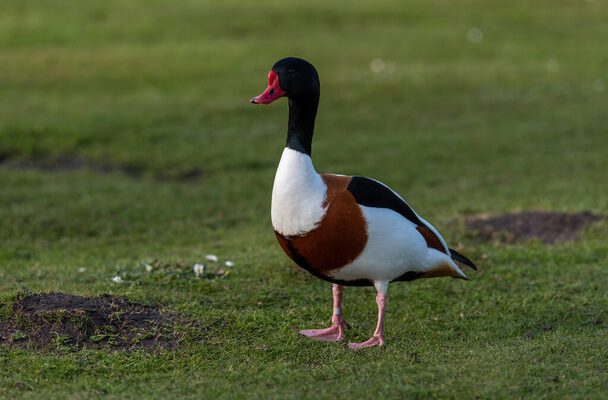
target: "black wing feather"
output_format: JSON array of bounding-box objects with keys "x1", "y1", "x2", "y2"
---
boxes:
[
  {"x1": 449, "y1": 248, "x2": 478, "y2": 270},
  {"x1": 347, "y1": 176, "x2": 423, "y2": 226}
]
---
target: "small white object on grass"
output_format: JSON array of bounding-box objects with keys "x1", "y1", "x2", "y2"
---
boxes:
[
  {"x1": 205, "y1": 254, "x2": 218, "y2": 262},
  {"x1": 111, "y1": 276, "x2": 123, "y2": 284},
  {"x1": 225, "y1": 260, "x2": 235, "y2": 268},
  {"x1": 592, "y1": 79, "x2": 605, "y2": 92},
  {"x1": 193, "y1": 263, "x2": 205, "y2": 277},
  {"x1": 370, "y1": 58, "x2": 386, "y2": 74},
  {"x1": 546, "y1": 59, "x2": 560, "y2": 73},
  {"x1": 467, "y1": 27, "x2": 484, "y2": 44},
  {"x1": 78, "y1": 267, "x2": 86, "y2": 273},
  {"x1": 144, "y1": 263, "x2": 153, "y2": 272}
]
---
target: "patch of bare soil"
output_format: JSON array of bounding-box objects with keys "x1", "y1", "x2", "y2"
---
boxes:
[
  {"x1": 466, "y1": 211, "x2": 604, "y2": 244},
  {"x1": 0, "y1": 293, "x2": 198, "y2": 351},
  {"x1": 0, "y1": 154, "x2": 203, "y2": 182}
]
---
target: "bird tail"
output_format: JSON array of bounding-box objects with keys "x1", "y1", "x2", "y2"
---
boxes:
[{"x1": 449, "y1": 248, "x2": 478, "y2": 270}]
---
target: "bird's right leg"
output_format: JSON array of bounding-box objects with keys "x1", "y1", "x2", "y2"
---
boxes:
[{"x1": 299, "y1": 284, "x2": 349, "y2": 342}]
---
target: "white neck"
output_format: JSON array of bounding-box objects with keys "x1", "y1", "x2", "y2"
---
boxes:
[{"x1": 271, "y1": 148, "x2": 327, "y2": 236}]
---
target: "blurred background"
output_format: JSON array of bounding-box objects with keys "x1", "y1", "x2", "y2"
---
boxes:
[{"x1": 0, "y1": 0, "x2": 607, "y2": 398}]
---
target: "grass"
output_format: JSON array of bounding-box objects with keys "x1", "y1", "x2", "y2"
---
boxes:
[{"x1": 1, "y1": 0, "x2": 607, "y2": 398}]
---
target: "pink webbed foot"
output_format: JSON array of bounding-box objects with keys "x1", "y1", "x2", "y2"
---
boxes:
[
  {"x1": 348, "y1": 335, "x2": 385, "y2": 350},
  {"x1": 348, "y1": 288, "x2": 388, "y2": 350},
  {"x1": 299, "y1": 315, "x2": 349, "y2": 342}
]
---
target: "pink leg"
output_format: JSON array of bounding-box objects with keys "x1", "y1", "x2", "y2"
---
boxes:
[
  {"x1": 300, "y1": 284, "x2": 349, "y2": 342},
  {"x1": 349, "y1": 284, "x2": 387, "y2": 350}
]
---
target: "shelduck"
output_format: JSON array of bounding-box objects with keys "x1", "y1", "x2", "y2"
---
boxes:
[{"x1": 251, "y1": 57, "x2": 477, "y2": 349}]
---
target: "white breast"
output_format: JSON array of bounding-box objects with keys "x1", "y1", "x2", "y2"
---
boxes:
[{"x1": 271, "y1": 148, "x2": 327, "y2": 236}]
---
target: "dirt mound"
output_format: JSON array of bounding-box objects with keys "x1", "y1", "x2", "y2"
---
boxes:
[
  {"x1": 0, "y1": 293, "x2": 197, "y2": 351},
  {"x1": 466, "y1": 211, "x2": 604, "y2": 244}
]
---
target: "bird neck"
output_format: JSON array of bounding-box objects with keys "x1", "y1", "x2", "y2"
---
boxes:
[{"x1": 286, "y1": 94, "x2": 319, "y2": 157}]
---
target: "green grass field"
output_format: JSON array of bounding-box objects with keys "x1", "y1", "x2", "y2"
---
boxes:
[{"x1": 1, "y1": 0, "x2": 607, "y2": 398}]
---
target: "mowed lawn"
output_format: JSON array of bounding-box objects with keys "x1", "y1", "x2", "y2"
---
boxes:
[{"x1": 1, "y1": 0, "x2": 607, "y2": 398}]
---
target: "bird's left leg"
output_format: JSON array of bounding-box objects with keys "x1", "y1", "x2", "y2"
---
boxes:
[
  {"x1": 300, "y1": 284, "x2": 349, "y2": 342},
  {"x1": 349, "y1": 281, "x2": 388, "y2": 350}
]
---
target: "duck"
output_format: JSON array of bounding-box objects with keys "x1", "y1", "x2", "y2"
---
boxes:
[{"x1": 250, "y1": 57, "x2": 477, "y2": 349}]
